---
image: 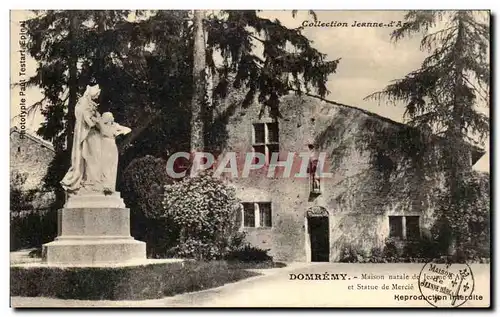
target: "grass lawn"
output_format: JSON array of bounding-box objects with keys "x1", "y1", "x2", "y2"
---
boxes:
[{"x1": 11, "y1": 260, "x2": 263, "y2": 300}]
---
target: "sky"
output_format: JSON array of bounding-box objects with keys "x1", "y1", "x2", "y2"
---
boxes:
[{"x1": 9, "y1": 10, "x2": 490, "y2": 172}]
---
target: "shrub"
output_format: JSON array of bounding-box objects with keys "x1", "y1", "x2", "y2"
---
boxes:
[
  {"x1": 121, "y1": 155, "x2": 177, "y2": 257},
  {"x1": 340, "y1": 238, "x2": 443, "y2": 263},
  {"x1": 368, "y1": 246, "x2": 384, "y2": 263},
  {"x1": 432, "y1": 171, "x2": 490, "y2": 260},
  {"x1": 402, "y1": 237, "x2": 440, "y2": 260},
  {"x1": 167, "y1": 238, "x2": 220, "y2": 260},
  {"x1": 11, "y1": 260, "x2": 259, "y2": 300},
  {"x1": 225, "y1": 245, "x2": 273, "y2": 263},
  {"x1": 163, "y1": 170, "x2": 242, "y2": 260},
  {"x1": 339, "y1": 245, "x2": 371, "y2": 263},
  {"x1": 339, "y1": 245, "x2": 358, "y2": 263},
  {"x1": 10, "y1": 170, "x2": 57, "y2": 251},
  {"x1": 122, "y1": 155, "x2": 174, "y2": 220},
  {"x1": 383, "y1": 238, "x2": 403, "y2": 260}
]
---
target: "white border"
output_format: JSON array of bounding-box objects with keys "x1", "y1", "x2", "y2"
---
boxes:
[{"x1": 2, "y1": 1, "x2": 497, "y2": 316}]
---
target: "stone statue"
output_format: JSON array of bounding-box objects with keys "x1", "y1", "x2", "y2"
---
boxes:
[
  {"x1": 97, "y1": 112, "x2": 131, "y2": 192},
  {"x1": 44, "y1": 84, "x2": 145, "y2": 266},
  {"x1": 307, "y1": 144, "x2": 321, "y2": 194},
  {"x1": 61, "y1": 84, "x2": 131, "y2": 194}
]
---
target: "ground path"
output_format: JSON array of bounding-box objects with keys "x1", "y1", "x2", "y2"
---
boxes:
[{"x1": 11, "y1": 262, "x2": 490, "y2": 307}]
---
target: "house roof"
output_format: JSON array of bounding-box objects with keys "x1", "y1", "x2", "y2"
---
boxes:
[
  {"x1": 10, "y1": 127, "x2": 55, "y2": 153},
  {"x1": 301, "y1": 92, "x2": 486, "y2": 166}
]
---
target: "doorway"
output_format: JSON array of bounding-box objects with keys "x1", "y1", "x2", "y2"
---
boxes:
[{"x1": 308, "y1": 216, "x2": 330, "y2": 262}]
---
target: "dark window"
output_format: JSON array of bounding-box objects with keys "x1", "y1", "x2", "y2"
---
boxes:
[
  {"x1": 259, "y1": 202, "x2": 272, "y2": 227},
  {"x1": 242, "y1": 203, "x2": 255, "y2": 228},
  {"x1": 389, "y1": 216, "x2": 403, "y2": 239},
  {"x1": 253, "y1": 123, "x2": 265, "y2": 144},
  {"x1": 17, "y1": 146, "x2": 21, "y2": 153},
  {"x1": 252, "y1": 122, "x2": 280, "y2": 163},
  {"x1": 406, "y1": 216, "x2": 420, "y2": 240},
  {"x1": 252, "y1": 145, "x2": 266, "y2": 164},
  {"x1": 267, "y1": 144, "x2": 280, "y2": 162},
  {"x1": 267, "y1": 122, "x2": 279, "y2": 143}
]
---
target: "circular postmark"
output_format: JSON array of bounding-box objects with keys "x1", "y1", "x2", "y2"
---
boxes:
[{"x1": 418, "y1": 260, "x2": 475, "y2": 307}]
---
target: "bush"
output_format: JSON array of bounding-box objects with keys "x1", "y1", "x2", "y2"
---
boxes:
[
  {"x1": 167, "y1": 238, "x2": 220, "y2": 260},
  {"x1": 10, "y1": 171, "x2": 57, "y2": 251},
  {"x1": 339, "y1": 244, "x2": 373, "y2": 263},
  {"x1": 339, "y1": 245, "x2": 358, "y2": 263},
  {"x1": 339, "y1": 237, "x2": 444, "y2": 263},
  {"x1": 225, "y1": 245, "x2": 273, "y2": 263},
  {"x1": 121, "y1": 155, "x2": 177, "y2": 257},
  {"x1": 163, "y1": 170, "x2": 242, "y2": 260},
  {"x1": 368, "y1": 246, "x2": 384, "y2": 263},
  {"x1": 11, "y1": 260, "x2": 259, "y2": 300},
  {"x1": 432, "y1": 171, "x2": 490, "y2": 261}
]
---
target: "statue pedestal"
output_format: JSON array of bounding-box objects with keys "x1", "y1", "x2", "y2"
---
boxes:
[{"x1": 42, "y1": 193, "x2": 146, "y2": 265}]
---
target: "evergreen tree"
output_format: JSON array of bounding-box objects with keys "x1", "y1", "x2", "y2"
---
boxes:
[
  {"x1": 24, "y1": 10, "x2": 132, "y2": 196},
  {"x1": 190, "y1": 10, "x2": 206, "y2": 175},
  {"x1": 366, "y1": 10, "x2": 489, "y2": 152},
  {"x1": 22, "y1": 10, "x2": 339, "y2": 193},
  {"x1": 205, "y1": 10, "x2": 339, "y2": 117}
]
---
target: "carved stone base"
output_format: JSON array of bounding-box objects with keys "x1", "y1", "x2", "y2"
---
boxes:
[
  {"x1": 65, "y1": 191, "x2": 126, "y2": 209},
  {"x1": 42, "y1": 193, "x2": 146, "y2": 265},
  {"x1": 42, "y1": 238, "x2": 146, "y2": 265}
]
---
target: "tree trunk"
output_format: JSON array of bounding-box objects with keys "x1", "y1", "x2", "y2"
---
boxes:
[
  {"x1": 190, "y1": 10, "x2": 206, "y2": 175},
  {"x1": 445, "y1": 12, "x2": 469, "y2": 256},
  {"x1": 66, "y1": 11, "x2": 79, "y2": 153}
]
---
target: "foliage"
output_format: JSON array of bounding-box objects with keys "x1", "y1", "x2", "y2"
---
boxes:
[
  {"x1": 340, "y1": 238, "x2": 444, "y2": 263},
  {"x1": 121, "y1": 155, "x2": 173, "y2": 219},
  {"x1": 121, "y1": 155, "x2": 177, "y2": 257},
  {"x1": 22, "y1": 10, "x2": 339, "y2": 187},
  {"x1": 10, "y1": 170, "x2": 57, "y2": 251},
  {"x1": 432, "y1": 171, "x2": 490, "y2": 260},
  {"x1": 11, "y1": 260, "x2": 259, "y2": 300},
  {"x1": 23, "y1": 10, "x2": 194, "y2": 195},
  {"x1": 365, "y1": 10, "x2": 490, "y2": 255},
  {"x1": 168, "y1": 238, "x2": 221, "y2": 260},
  {"x1": 10, "y1": 171, "x2": 37, "y2": 213},
  {"x1": 205, "y1": 10, "x2": 339, "y2": 118},
  {"x1": 24, "y1": 11, "x2": 131, "y2": 151},
  {"x1": 224, "y1": 244, "x2": 273, "y2": 263},
  {"x1": 22, "y1": 11, "x2": 340, "y2": 251},
  {"x1": 366, "y1": 11, "x2": 489, "y2": 143},
  {"x1": 163, "y1": 170, "x2": 242, "y2": 260}
]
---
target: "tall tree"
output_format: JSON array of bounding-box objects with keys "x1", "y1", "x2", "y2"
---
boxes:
[
  {"x1": 205, "y1": 11, "x2": 339, "y2": 118},
  {"x1": 24, "y1": 10, "x2": 131, "y2": 196},
  {"x1": 367, "y1": 11, "x2": 489, "y2": 150},
  {"x1": 24, "y1": 10, "x2": 339, "y2": 182},
  {"x1": 66, "y1": 11, "x2": 79, "y2": 153},
  {"x1": 366, "y1": 10, "x2": 490, "y2": 254},
  {"x1": 190, "y1": 10, "x2": 206, "y2": 175},
  {"x1": 191, "y1": 10, "x2": 206, "y2": 152}
]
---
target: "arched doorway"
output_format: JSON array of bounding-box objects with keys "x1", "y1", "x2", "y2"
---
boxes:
[{"x1": 306, "y1": 206, "x2": 330, "y2": 262}]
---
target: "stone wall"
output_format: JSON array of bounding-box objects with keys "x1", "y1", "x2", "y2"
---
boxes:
[
  {"x1": 10, "y1": 128, "x2": 55, "y2": 192},
  {"x1": 213, "y1": 93, "x2": 474, "y2": 262}
]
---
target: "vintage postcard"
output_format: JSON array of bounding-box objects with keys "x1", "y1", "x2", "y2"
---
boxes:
[{"x1": 9, "y1": 9, "x2": 490, "y2": 308}]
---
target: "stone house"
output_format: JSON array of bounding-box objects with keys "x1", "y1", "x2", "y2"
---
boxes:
[{"x1": 213, "y1": 93, "x2": 485, "y2": 262}]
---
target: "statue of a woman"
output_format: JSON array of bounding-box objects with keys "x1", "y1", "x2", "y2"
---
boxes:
[
  {"x1": 61, "y1": 85, "x2": 102, "y2": 193},
  {"x1": 61, "y1": 84, "x2": 132, "y2": 195}
]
